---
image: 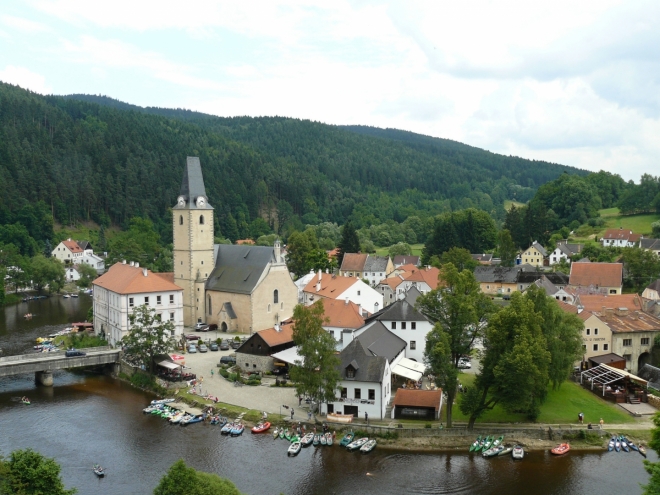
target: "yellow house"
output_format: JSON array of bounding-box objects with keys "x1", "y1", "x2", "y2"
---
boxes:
[{"x1": 521, "y1": 241, "x2": 547, "y2": 267}]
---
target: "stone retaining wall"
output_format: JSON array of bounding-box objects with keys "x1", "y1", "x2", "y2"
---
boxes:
[{"x1": 647, "y1": 394, "x2": 660, "y2": 409}]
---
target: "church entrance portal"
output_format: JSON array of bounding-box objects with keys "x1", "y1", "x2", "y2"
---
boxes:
[{"x1": 221, "y1": 322, "x2": 228, "y2": 333}]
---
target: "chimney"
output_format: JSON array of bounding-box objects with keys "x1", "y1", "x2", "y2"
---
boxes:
[
  {"x1": 316, "y1": 281, "x2": 321, "y2": 292},
  {"x1": 615, "y1": 307, "x2": 629, "y2": 317},
  {"x1": 605, "y1": 307, "x2": 614, "y2": 318},
  {"x1": 274, "y1": 324, "x2": 280, "y2": 332},
  {"x1": 135, "y1": 262, "x2": 139, "y2": 268},
  {"x1": 358, "y1": 303, "x2": 362, "y2": 316},
  {"x1": 318, "y1": 269, "x2": 322, "y2": 281},
  {"x1": 122, "y1": 260, "x2": 126, "y2": 264},
  {"x1": 632, "y1": 310, "x2": 640, "y2": 320},
  {"x1": 143, "y1": 268, "x2": 148, "y2": 277},
  {"x1": 345, "y1": 297, "x2": 349, "y2": 306},
  {"x1": 129, "y1": 261, "x2": 134, "y2": 266}
]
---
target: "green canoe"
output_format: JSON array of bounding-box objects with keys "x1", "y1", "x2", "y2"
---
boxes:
[
  {"x1": 482, "y1": 436, "x2": 494, "y2": 452},
  {"x1": 339, "y1": 432, "x2": 354, "y2": 447},
  {"x1": 469, "y1": 436, "x2": 482, "y2": 452}
]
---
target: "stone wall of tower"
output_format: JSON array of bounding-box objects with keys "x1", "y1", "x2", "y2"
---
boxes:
[{"x1": 173, "y1": 209, "x2": 215, "y2": 327}]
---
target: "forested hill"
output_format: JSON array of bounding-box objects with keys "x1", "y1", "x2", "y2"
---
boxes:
[{"x1": 0, "y1": 82, "x2": 585, "y2": 243}]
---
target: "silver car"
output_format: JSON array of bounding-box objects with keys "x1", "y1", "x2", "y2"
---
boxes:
[
  {"x1": 188, "y1": 344, "x2": 197, "y2": 353},
  {"x1": 199, "y1": 344, "x2": 208, "y2": 353}
]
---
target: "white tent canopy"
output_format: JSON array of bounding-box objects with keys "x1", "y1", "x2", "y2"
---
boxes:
[
  {"x1": 580, "y1": 363, "x2": 647, "y2": 396},
  {"x1": 392, "y1": 364, "x2": 422, "y2": 382},
  {"x1": 271, "y1": 347, "x2": 304, "y2": 366},
  {"x1": 157, "y1": 360, "x2": 181, "y2": 370}
]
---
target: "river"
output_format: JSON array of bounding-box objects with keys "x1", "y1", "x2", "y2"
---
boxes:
[{"x1": 0, "y1": 298, "x2": 654, "y2": 495}]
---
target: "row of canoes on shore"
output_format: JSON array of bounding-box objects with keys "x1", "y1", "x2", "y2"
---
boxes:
[
  {"x1": 468, "y1": 435, "x2": 524, "y2": 458},
  {"x1": 281, "y1": 428, "x2": 377, "y2": 457},
  {"x1": 608, "y1": 435, "x2": 647, "y2": 456}
]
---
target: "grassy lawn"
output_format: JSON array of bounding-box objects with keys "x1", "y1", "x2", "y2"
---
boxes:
[
  {"x1": 450, "y1": 374, "x2": 635, "y2": 425},
  {"x1": 504, "y1": 200, "x2": 525, "y2": 211},
  {"x1": 375, "y1": 243, "x2": 424, "y2": 257},
  {"x1": 592, "y1": 207, "x2": 660, "y2": 237}
]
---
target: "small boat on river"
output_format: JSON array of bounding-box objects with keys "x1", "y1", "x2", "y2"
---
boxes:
[
  {"x1": 498, "y1": 446, "x2": 513, "y2": 456},
  {"x1": 251, "y1": 421, "x2": 271, "y2": 433},
  {"x1": 169, "y1": 412, "x2": 184, "y2": 424},
  {"x1": 313, "y1": 434, "x2": 321, "y2": 446},
  {"x1": 150, "y1": 398, "x2": 175, "y2": 405},
  {"x1": 325, "y1": 432, "x2": 333, "y2": 446},
  {"x1": 231, "y1": 423, "x2": 245, "y2": 436},
  {"x1": 320, "y1": 434, "x2": 327, "y2": 446},
  {"x1": 339, "y1": 431, "x2": 354, "y2": 447},
  {"x1": 301, "y1": 433, "x2": 314, "y2": 446},
  {"x1": 21, "y1": 397, "x2": 31, "y2": 405},
  {"x1": 181, "y1": 414, "x2": 203, "y2": 426},
  {"x1": 360, "y1": 439, "x2": 377, "y2": 453},
  {"x1": 482, "y1": 435, "x2": 494, "y2": 452},
  {"x1": 272, "y1": 427, "x2": 280, "y2": 439},
  {"x1": 620, "y1": 436, "x2": 630, "y2": 453},
  {"x1": 221, "y1": 422, "x2": 234, "y2": 434},
  {"x1": 639, "y1": 444, "x2": 647, "y2": 457},
  {"x1": 626, "y1": 438, "x2": 639, "y2": 452},
  {"x1": 288, "y1": 442, "x2": 302, "y2": 456},
  {"x1": 551, "y1": 443, "x2": 570, "y2": 455},
  {"x1": 346, "y1": 437, "x2": 369, "y2": 451},
  {"x1": 512, "y1": 445, "x2": 524, "y2": 459},
  {"x1": 483, "y1": 445, "x2": 504, "y2": 457},
  {"x1": 615, "y1": 437, "x2": 621, "y2": 452},
  {"x1": 608, "y1": 437, "x2": 615, "y2": 452},
  {"x1": 93, "y1": 464, "x2": 105, "y2": 478},
  {"x1": 469, "y1": 435, "x2": 482, "y2": 452}
]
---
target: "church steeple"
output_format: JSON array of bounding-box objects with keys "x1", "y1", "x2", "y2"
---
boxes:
[{"x1": 177, "y1": 157, "x2": 208, "y2": 207}]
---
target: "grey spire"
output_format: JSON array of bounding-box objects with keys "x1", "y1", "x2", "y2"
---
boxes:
[{"x1": 180, "y1": 157, "x2": 207, "y2": 203}]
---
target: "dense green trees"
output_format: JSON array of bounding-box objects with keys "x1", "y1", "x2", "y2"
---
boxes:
[
  {"x1": 0, "y1": 448, "x2": 76, "y2": 495},
  {"x1": 153, "y1": 459, "x2": 244, "y2": 495},
  {"x1": 285, "y1": 230, "x2": 335, "y2": 279},
  {"x1": 30, "y1": 255, "x2": 65, "y2": 294},
  {"x1": 336, "y1": 222, "x2": 360, "y2": 267},
  {"x1": 121, "y1": 304, "x2": 175, "y2": 373},
  {"x1": 617, "y1": 174, "x2": 660, "y2": 214}
]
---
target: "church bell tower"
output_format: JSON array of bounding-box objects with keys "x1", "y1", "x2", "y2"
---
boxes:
[{"x1": 173, "y1": 157, "x2": 215, "y2": 327}]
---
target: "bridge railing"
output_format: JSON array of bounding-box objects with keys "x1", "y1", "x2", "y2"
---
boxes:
[{"x1": 0, "y1": 346, "x2": 117, "y2": 363}]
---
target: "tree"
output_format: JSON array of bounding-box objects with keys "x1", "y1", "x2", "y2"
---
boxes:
[
  {"x1": 154, "y1": 459, "x2": 244, "y2": 495},
  {"x1": 642, "y1": 412, "x2": 660, "y2": 495},
  {"x1": 77, "y1": 263, "x2": 98, "y2": 288},
  {"x1": 336, "y1": 221, "x2": 360, "y2": 268},
  {"x1": 0, "y1": 448, "x2": 77, "y2": 495},
  {"x1": 418, "y1": 264, "x2": 495, "y2": 426},
  {"x1": 388, "y1": 242, "x2": 412, "y2": 258},
  {"x1": 497, "y1": 229, "x2": 517, "y2": 267},
  {"x1": 286, "y1": 230, "x2": 334, "y2": 279},
  {"x1": 42, "y1": 239, "x2": 53, "y2": 258},
  {"x1": 289, "y1": 303, "x2": 341, "y2": 416},
  {"x1": 121, "y1": 304, "x2": 175, "y2": 374},
  {"x1": 30, "y1": 254, "x2": 65, "y2": 294},
  {"x1": 652, "y1": 221, "x2": 660, "y2": 238},
  {"x1": 440, "y1": 247, "x2": 479, "y2": 272},
  {"x1": 621, "y1": 248, "x2": 660, "y2": 293}
]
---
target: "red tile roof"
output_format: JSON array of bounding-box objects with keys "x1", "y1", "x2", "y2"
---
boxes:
[
  {"x1": 603, "y1": 229, "x2": 638, "y2": 240},
  {"x1": 392, "y1": 389, "x2": 443, "y2": 410},
  {"x1": 378, "y1": 276, "x2": 404, "y2": 290},
  {"x1": 258, "y1": 320, "x2": 295, "y2": 347},
  {"x1": 303, "y1": 273, "x2": 359, "y2": 300},
  {"x1": 314, "y1": 298, "x2": 364, "y2": 329},
  {"x1": 569, "y1": 262, "x2": 622, "y2": 288},
  {"x1": 236, "y1": 239, "x2": 255, "y2": 245},
  {"x1": 93, "y1": 262, "x2": 182, "y2": 294},
  {"x1": 403, "y1": 266, "x2": 441, "y2": 289},
  {"x1": 340, "y1": 253, "x2": 368, "y2": 272},
  {"x1": 62, "y1": 240, "x2": 83, "y2": 253}
]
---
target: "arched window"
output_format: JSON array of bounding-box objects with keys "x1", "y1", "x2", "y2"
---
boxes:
[
  {"x1": 179, "y1": 215, "x2": 183, "y2": 225},
  {"x1": 273, "y1": 289, "x2": 279, "y2": 304},
  {"x1": 208, "y1": 296, "x2": 212, "y2": 316},
  {"x1": 199, "y1": 215, "x2": 205, "y2": 225}
]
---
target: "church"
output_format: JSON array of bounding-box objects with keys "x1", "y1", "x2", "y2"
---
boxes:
[{"x1": 173, "y1": 157, "x2": 298, "y2": 333}]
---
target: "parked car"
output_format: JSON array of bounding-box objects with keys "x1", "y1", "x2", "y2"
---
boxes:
[
  {"x1": 208, "y1": 324, "x2": 218, "y2": 331},
  {"x1": 188, "y1": 344, "x2": 197, "y2": 353},
  {"x1": 230, "y1": 340, "x2": 242, "y2": 349},
  {"x1": 194, "y1": 322, "x2": 207, "y2": 331},
  {"x1": 199, "y1": 344, "x2": 208, "y2": 353},
  {"x1": 219, "y1": 341, "x2": 230, "y2": 351},
  {"x1": 272, "y1": 365, "x2": 289, "y2": 375},
  {"x1": 458, "y1": 358, "x2": 471, "y2": 369},
  {"x1": 184, "y1": 334, "x2": 200, "y2": 341},
  {"x1": 65, "y1": 349, "x2": 86, "y2": 357},
  {"x1": 210, "y1": 342, "x2": 219, "y2": 351},
  {"x1": 219, "y1": 355, "x2": 236, "y2": 366}
]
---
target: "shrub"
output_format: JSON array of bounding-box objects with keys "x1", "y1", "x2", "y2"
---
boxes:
[{"x1": 425, "y1": 423, "x2": 432, "y2": 428}]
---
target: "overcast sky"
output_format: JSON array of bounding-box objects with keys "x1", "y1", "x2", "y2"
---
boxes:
[{"x1": 1, "y1": 1, "x2": 658, "y2": 181}]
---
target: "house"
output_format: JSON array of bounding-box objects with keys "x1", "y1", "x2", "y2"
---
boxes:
[
  {"x1": 601, "y1": 228, "x2": 642, "y2": 247},
  {"x1": 391, "y1": 389, "x2": 443, "y2": 420},
  {"x1": 205, "y1": 241, "x2": 298, "y2": 334},
  {"x1": 339, "y1": 253, "x2": 394, "y2": 287},
  {"x1": 314, "y1": 298, "x2": 365, "y2": 342},
  {"x1": 302, "y1": 271, "x2": 383, "y2": 314},
  {"x1": 65, "y1": 266, "x2": 81, "y2": 282},
  {"x1": 396, "y1": 266, "x2": 441, "y2": 296},
  {"x1": 473, "y1": 264, "x2": 536, "y2": 296},
  {"x1": 80, "y1": 252, "x2": 105, "y2": 273},
  {"x1": 569, "y1": 262, "x2": 623, "y2": 295},
  {"x1": 392, "y1": 255, "x2": 420, "y2": 268},
  {"x1": 531, "y1": 276, "x2": 577, "y2": 304},
  {"x1": 376, "y1": 275, "x2": 405, "y2": 307},
  {"x1": 516, "y1": 271, "x2": 569, "y2": 292},
  {"x1": 92, "y1": 261, "x2": 184, "y2": 346},
  {"x1": 294, "y1": 270, "x2": 318, "y2": 303},
  {"x1": 640, "y1": 238, "x2": 660, "y2": 257},
  {"x1": 521, "y1": 241, "x2": 548, "y2": 267},
  {"x1": 235, "y1": 319, "x2": 295, "y2": 373},
  {"x1": 643, "y1": 280, "x2": 660, "y2": 301},
  {"x1": 363, "y1": 292, "x2": 433, "y2": 363},
  {"x1": 549, "y1": 241, "x2": 583, "y2": 265},
  {"x1": 52, "y1": 239, "x2": 84, "y2": 264},
  {"x1": 557, "y1": 301, "x2": 612, "y2": 365},
  {"x1": 471, "y1": 253, "x2": 493, "y2": 265},
  {"x1": 575, "y1": 294, "x2": 660, "y2": 373}
]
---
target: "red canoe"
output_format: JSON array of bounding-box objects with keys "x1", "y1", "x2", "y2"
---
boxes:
[
  {"x1": 251, "y1": 421, "x2": 271, "y2": 434},
  {"x1": 551, "y1": 443, "x2": 570, "y2": 455}
]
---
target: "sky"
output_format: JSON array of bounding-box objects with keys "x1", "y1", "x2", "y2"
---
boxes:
[{"x1": 1, "y1": 1, "x2": 658, "y2": 182}]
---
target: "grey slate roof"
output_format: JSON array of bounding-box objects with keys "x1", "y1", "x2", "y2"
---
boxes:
[
  {"x1": 206, "y1": 245, "x2": 276, "y2": 294},
  {"x1": 531, "y1": 276, "x2": 559, "y2": 296},
  {"x1": 404, "y1": 287, "x2": 422, "y2": 306},
  {"x1": 474, "y1": 264, "x2": 536, "y2": 284},
  {"x1": 364, "y1": 255, "x2": 390, "y2": 273},
  {"x1": 531, "y1": 241, "x2": 548, "y2": 257},
  {"x1": 516, "y1": 271, "x2": 569, "y2": 285},
  {"x1": 646, "y1": 280, "x2": 660, "y2": 293},
  {"x1": 175, "y1": 157, "x2": 211, "y2": 210},
  {"x1": 222, "y1": 302, "x2": 237, "y2": 319},
  {"x1": 641, "y1": 238, "x2": 660, "y2": 250},
  {"x1": 355, "y1": 321, "x2": 407, "y2": 362},
  {"x1": 365, "y1": 298, "x2": 430, "y2": 324},
  {"x1": 339, "y1": 339, "x2": 388, "y2": 383}
]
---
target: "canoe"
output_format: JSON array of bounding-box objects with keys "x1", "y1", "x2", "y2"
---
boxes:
[
  {"x1": 360, "y1": 439, "x2": 377, "y2": 453},
  {"x1": 251, "y1": 421, "x2": 271, "y2": 433},
  {"x1": 320, "y1": 434, "x2": 327, "y2": 446},
  {"x1": 512, "y1": 445, "x2": 524, "y2": 459},
  {"x1": 313, "y1": 434, "x2": 321, "y2": 446},
  {"x1": 483, "y1": 445, "x2": 504, "y2": 457},
  {"x1": 301, "y1": 433, "x2": 314, "y2": 446},
  {"x1": 273, "y1": 427, "x2": 280, "y2": 439},
  {"x1": 347, "y1": 437, "x2": 369, "y2": 451},
  {"x1": 339, "y1": 432, "x2": 354, "y2": 447},
  {"x1": 492, "y1": 436, "x2": 504, "y2": 449},
  {"x1": 325, "y1": 432, "x2": 333, "y2": 446},
  {"x1": 469, "y1": 435, "x2": 482, "y2": 452},
  {"x1": 150, "y1": 398, "x2": 175, "y2": 405},
  {"x1": 93, "y1": 464, "x2": 105, "y2": 478},
  {"x1": 615, "y1": 437, "x2": 621, "y2": 452},
  {"x1": 498, "y1": 446, "x2": 513, "y2": 456},
  {"x1": 289, "y1": 434, "x2": 300, "y2": 443},
  {"x1": 639, "y1": 445, "x2": 647, "y2": 457},
  {"x1": 231, "y1": 424, "x2": 245, "y2": 436},
  {"x1": 608, "y1": 437, "x2": 615, "y2": 452},
  {"x1": 551, "y1": 443, "x2": 570, "y2": 455},
  {"x1": 22, "y1": 399, "x2": 31, "y2": 405},
  {"x1": 221, "y1": 422, "x2": 234, "y2": 434},
  {"x1": 620, "y1": 436, "x2": 630, "y2": 453},
  {"x1": 279, "y1": 429, "x2": 285, "y2": 439},
  {"x1": 482, "y1": 436, "x2": 494, "y2": 452},
  {"x1": 626, "y1": 438, "x2": 639, "y2": 452},
  {"x1": 288, "y1": 442, "x2": 302, "y2": 456}
]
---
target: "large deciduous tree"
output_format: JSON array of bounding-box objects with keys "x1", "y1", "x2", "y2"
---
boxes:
[
  {"x1": 1, "y1": 448, "x2": 77, "y2": 495},
  {"x1": 121, "y1": 304, "x2": 175, "y2": 374},
  {"x1": 440, "y1": 247, "x2": 479, "y2": 272},
  {"x1": 418, "y1": 264, "x2": 495, "y2": 427},
  {"x1": 154, "y1": 459, "x2": 244, "y2": 495},
  {"x1": 286, "y1": 230, "x2": 335, "y2": 279},
  {"x1": 30, "y1": 254, "x2": 65, "y2": 294},
  {"x1": 290, "y1": 303, "x2": 341, "y2": 416}
]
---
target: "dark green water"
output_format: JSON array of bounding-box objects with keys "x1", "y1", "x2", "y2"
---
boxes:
[{"x1": 0, "y1": 299, "x2": 653, "y2": 495}]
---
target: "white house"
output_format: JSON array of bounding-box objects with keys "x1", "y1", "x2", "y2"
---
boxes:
[
  {"x1": 65, "y1": 266, "x2": 81, "y2": 282},
  {"x1": 313, "y1": 298, "x2": 365, "y2": 343},
  {"x1": 302, "y1": 271, "x2": 383, "y2": 314},
  {"x1": 549, "y1": 241, "x2": 583, "y2": 265},
  {"x1": 395, "y1": 266, "x2": 441, "y2": 297},
  {"x1": 601, "y1": 228, "x2": 641, "y2": 248},
  {"x1": 92, "y1": 261, "x2": 184, "y2": 347},
  {"x1": 52, "y1": 239, "x2": 84, "y2": 264},
  {"x1": 80, "y1": 252, "x2": 105, "y2": 273}
]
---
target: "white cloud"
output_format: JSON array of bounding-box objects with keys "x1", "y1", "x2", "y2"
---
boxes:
[
  {"x1": 1, "y1": 14, "x2": 51, "y2": 33},
  {"x1": 0, "y1": 65, "x2": 52, "y2": 94}
]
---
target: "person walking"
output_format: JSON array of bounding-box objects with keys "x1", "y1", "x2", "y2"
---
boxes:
[
  {"x1": 291, "y1": 407, "x2": 294, "y2": 420},
  {"x1": 365, "y1": 411, "x2": 368, "y2": 425},
  {"x1": 307, "y1": 410, "x2": 312, "y2": 421},
  {"x1": 578, "y1": 412, "x2": 584, "y2": 424},
  {"x1": 599, "y1": 418, "x2": 604, "y2": 429}
]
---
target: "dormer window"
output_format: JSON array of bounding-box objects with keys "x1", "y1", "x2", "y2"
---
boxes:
[{"x1": 346, "y1": 368, "x2": 355, "y2": 378}]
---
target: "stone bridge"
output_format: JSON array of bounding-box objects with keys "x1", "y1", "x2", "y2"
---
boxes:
[{"x1": 0, "y1": 346, "x2": 121, "y2": 386}]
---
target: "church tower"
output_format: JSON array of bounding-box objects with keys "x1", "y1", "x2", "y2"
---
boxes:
[{"x1": 173, "y1": 157, "x2": 215, "y2": 327}]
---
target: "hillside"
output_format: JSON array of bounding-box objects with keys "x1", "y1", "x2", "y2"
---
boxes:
[{"x1": 0, "y1": 83, "x2": 586, "y2": 243}]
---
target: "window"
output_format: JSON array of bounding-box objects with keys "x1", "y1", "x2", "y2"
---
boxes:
[
  {"x1": 267, "y1": 304, "x2": 271, "y2": 313},
  {"x1": 357, "y1": 290, "x2": 361, "y2": 296},
  {"x1": 179, "y1": 215, "x2": 183, "y2": 225},
  {"x1": 329, "y1": 330, "x2": 335, "y2": 339},
  {"x1": 410, "y1": 341, "x2": 416, "y2": 350},
  {"x1": 594, "y1": 328, "x2": 598, "y2": 335},
  {"x1": 391, "y1": 322, "x2": 397, "y2": 330},
  {"x1": 245, "y1": 363, "x2": 249, "y2": 367},
  {"x1": 199, "y1": 215, "x2": 205, "y2": 225},
  {"x1": 157, "y1": 295, "x2": 162, "y2": 305},
  {"x1": 586, "y1": 329, "x2": 590, "y2": 336},
  {"x1": 486, "y1": 285, "x2": 490, "y2": 290},
  {"x1": 273, "y1": 290, "x2": 279, "y2": 304},
  {"x1": 368, "y1": 389, "x2": 375, "y2": 400},
  {"x1": 411, "y1": 322, "x2": 416, "y2": 330},
  {"x1": 156, "y1": 313, "x2": 162, "y2": 321},
  {"x1": 341, "y1": 388, "x2": 347, "y2": 398},
  {"x1": 170, "y1": 294, "x2": 174, "y2": 304},
  {"x1": 354, "y1": 388, "x2": 361, "y2": 399},
  {"x1": 170, "y1": 312, "x2": 174, "y2": 321},
  {"x1": 623, "y1": 339, "x2": 632, "y2": 346},
  {"x1": 609, "y1": 289, "x2": 617, "y2": 294},
  {"x1": 346, "y1": 368, "x2": 355, "y2": 378},
  {"x1": 642, "y1": 338, "x2": 650, "y2": 345},
  {"x1": 280, "y1": 302, "x2": 283, "y2": 310},
  {"x1": 208, "y1": 296, "x2": 212, "y2": 315},
  {"x1": 129, "y1": 297, "x2": 134, "y2": 307},
  {"x1": 401, "y1": 322, "x2": 407, "y2": 330},
  {"x1": 603, "y1": 343, "x2": 609, "y2": 351},
  {"x1": 593, "y1": 344, "x2": 598, "y2": 351},
  {"x1": 144, "y1": 296, "x2": 149, "y2": 305}
]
